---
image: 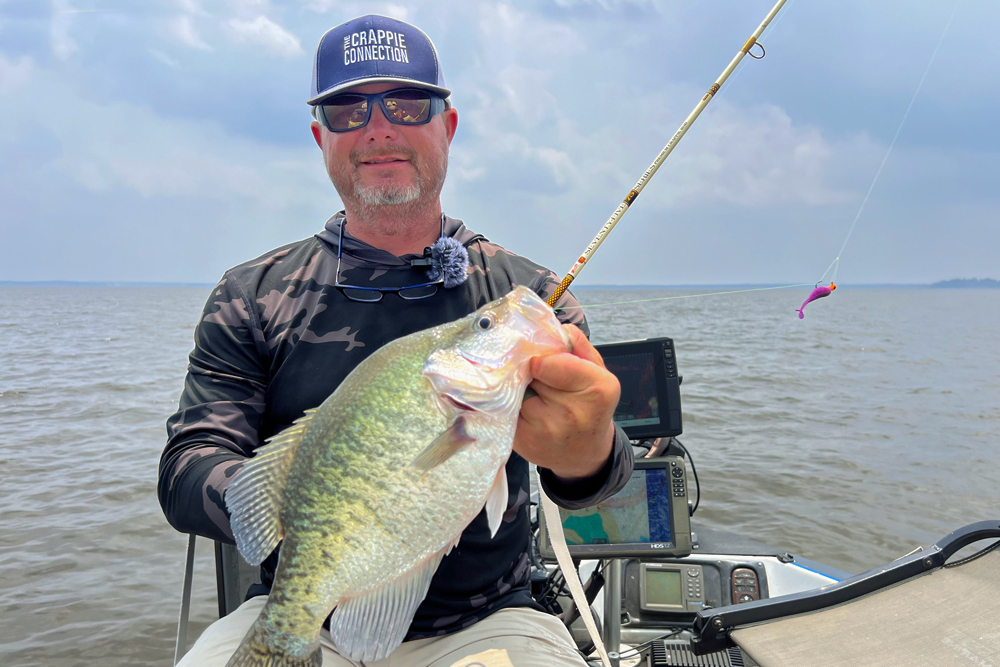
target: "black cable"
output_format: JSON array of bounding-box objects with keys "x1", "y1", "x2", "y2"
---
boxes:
[
  {"x1": 614, "y1": 628, "x2": 685, "y2": 660},
  {"x1": 671, "y1": 437, "x2": 700, "y2": 516}
]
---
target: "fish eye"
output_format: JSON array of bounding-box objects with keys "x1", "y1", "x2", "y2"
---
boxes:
[{"x1": 475, "y1": 314, "x2": 494, "y2": 331}]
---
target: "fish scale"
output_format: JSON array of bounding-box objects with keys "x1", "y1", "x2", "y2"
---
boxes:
[{"x1": 223, "y1": 286, "x2": 571, "y2": 667}]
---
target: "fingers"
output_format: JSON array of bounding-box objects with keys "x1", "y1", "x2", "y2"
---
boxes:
[
  {"x1": 529, "y1": 325, "x2": 609, "y2": 392},
  {"x1": 563, "y1": 324, "x2": 607, "y2": 368},
  {"x1": 515, "y1": 325, "x2": 620, "y2": 479},
  {"x1": 529, "y1": 353, "x2": 598, "y2": 394}
]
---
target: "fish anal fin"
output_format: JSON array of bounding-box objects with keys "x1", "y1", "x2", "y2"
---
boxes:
[
  {"x1": 328, "y1": 549, "x2": 449, "y2": 663},
  {"x1": 484, "y1": 465, "x2": 509, "y2": 538},
  {"x1": 224, "y1": 621, "x2": 322, "y2": 667},
  {"x1": 226, "y1": 410, "x2": 316, "y2": 565},
  {"x1": 410, "y1": 415, "x2": 476, "y2": 472}
]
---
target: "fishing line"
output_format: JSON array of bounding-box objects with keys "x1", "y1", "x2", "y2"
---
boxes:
[
  {"x1": 554, "y1": 282, "x2": 813, "y2": 312},
  {"x1": 820, "y1": 0, "x2": 963, "y2": 285},
  {"x1": 546, "y1": 0, "x2": 792, "y2": 308},
  {"x1": 710, "y1": 0, "x2": 800, "y2": 98}
]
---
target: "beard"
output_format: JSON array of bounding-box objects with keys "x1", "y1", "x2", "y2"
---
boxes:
[{"x1": 328, "y1": 138, "x2": 449, "y2": 214}]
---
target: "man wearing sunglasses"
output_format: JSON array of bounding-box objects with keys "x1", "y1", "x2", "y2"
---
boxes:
[{"x1": 161, "y1": 14, "x2": 633, "y2": 667}]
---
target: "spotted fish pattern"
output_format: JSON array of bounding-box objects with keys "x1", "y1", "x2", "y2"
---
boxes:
[{"x1": 157, "y1": 213, "x2": 633, "y2": 640}]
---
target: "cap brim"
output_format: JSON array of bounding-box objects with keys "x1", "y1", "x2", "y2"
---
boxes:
[{"x1": 308, "y1": 76, "x2": 451, "y2": 105}]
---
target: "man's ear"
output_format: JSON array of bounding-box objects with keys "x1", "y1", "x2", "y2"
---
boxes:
[
  {"x1": 442, "y1": 108, "x2": 458, "y2": 145},
  {"x1": 310, "y1": 120, "x2": 324, "y2": 148}
]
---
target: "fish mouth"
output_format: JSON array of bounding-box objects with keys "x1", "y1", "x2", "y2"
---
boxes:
[
  {"x1": 440, "y1": 394, "x2": 475, "y2": 412},
  {"x1": 423, "y1": 287, "x2": 571, "y2": 419}
]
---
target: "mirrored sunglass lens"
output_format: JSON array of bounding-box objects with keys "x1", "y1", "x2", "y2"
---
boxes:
[
  {"x1": 341, "y1": 287, "x2": 383, "y2": 302},
  {"x1": 383, "y1": 90, "x2": 432, "y2": 124},
  {"x1": 322, "y1": 96, "x2": 369, "y2": 130},
  {"x1": 398, "y1": 284, "x2": 439, "y2": 300}
]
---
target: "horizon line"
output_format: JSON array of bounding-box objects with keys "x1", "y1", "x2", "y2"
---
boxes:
[{"x1": 2, "y1": 280, "x2": 991, "y2": 288}]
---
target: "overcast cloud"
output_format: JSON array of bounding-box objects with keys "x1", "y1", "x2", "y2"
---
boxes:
[{"x1": 0, "y1": 0, "x2": 996, "y2": 284}]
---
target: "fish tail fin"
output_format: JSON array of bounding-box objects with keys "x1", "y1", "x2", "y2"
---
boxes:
[
  {"x1": 796, "y1": 308, "x2": 805, "y2": 319},
  {"x1": 225, "y1": 622, "x2": 322, "y2": 667}
]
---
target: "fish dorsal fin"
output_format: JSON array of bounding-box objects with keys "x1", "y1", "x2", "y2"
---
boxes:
[
  {"x1": 409, "y1": 415, "x2": 476, "y2": 472},
  {"x1": 328, "y1": 547, "x2": 449, "y2": 663},
  {"x1": 226, "y1": 409, "x2": 316, "y2": 565},
  {"x1": 483, "y1": 464, "x2": 508, "y2": 538}
]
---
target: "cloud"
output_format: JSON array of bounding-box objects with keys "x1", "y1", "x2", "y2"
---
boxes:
[
  {"x1": 0, "y1": 52, "x2": 33, "y2": 91},
  {"x1": 0, "y1": 64, "x2": 329, "y2": 208},
  {"x1": 2, "y1": 0, "x2": 998, "y2": 284},
  {"x1": 553, "y1": 0, "x2": 654, "y2": 8},
  {"x1": 147, "y1": 48, "x2": 181, "y2": 69},
  {"x1": 0, "y1": 64, "x2": 340, "y2": 281},
  {"x1": 170, "y1": 14, "x2": 212, "y2": 50},
  {"x1": 382, "y1": 4, "x2": 410, "y2": 21},
  {"x1": 454, "y1": 68, "x2": 847, "y2": 210},
  {"x1": 53, "y1": 103, "x2": 320, "y2": 206},
  {"x1": 226, "y1": 15, "x2": 303, "y2": 57},
  {"x1": 477, "y1": 3, "x2": 585, "y2": 61},
  {"x1": 302, "y1": 0, "x2": 408, "y2": 18},
  {"x1": 639, "y1": 97, "x2": 850, "y2": 208},
  {"x1": 50, "y1": 0, "x2": 77, "y2": 59}
]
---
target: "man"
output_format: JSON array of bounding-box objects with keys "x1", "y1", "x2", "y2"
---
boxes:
[{"x1": 159, "y1": 14, "x2": 633, "y2": 667}]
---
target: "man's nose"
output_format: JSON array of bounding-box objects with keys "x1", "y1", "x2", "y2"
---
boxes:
[{"x1": 361, "y1": 101, "x2": 398, "y2": 141}]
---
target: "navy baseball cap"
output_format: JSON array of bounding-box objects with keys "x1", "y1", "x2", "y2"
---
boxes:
[{"x1": 309, "y1": 15, "x2": 450, "y2": 105}]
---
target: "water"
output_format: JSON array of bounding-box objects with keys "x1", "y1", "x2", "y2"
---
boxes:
[{"x1": 1, "y1": 285, "x2": 998, "y2": 667}]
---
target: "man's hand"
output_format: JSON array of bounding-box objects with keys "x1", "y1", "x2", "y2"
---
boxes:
[{"x1": 513, "y1": 324, "x2": 620, "y2": 482}]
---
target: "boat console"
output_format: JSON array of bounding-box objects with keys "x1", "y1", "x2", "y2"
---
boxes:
[
  {"x1": 525, "y1": 337, "x2": 1000, "y2": 667},
  {"x1": 172, "y1": 335, "x2": 1000, "y2": 667},
  {"x1": 529, "y1": 338, "x2": 848, "y2": 665}
]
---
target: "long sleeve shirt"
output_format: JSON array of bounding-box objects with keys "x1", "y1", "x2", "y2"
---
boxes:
[{"x1": 158, "y1": 213, "x2": 634, "y2": 639}]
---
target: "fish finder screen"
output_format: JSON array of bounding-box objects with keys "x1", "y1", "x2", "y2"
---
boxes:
[
  {"x1": 606, "y1": 352, "x2": 660, "y2": 428},
  {"x1": 646, "y1": 570, "x2": 683, "y2": 606},
  {"x1": 558, "y1": 467, "x2": 673, "y2": 546}
]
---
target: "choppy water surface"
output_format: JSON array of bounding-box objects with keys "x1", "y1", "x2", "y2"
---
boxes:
[{"x1": 1, "y1": 285, "x2": 998, "y2": 667}]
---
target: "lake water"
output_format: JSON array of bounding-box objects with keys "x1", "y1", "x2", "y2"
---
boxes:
[{"x1": 1, "y1": 285, "x2": 998, "y2": 667}]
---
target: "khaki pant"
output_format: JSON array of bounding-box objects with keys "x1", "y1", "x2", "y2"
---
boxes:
[{"x1": 177, "y1": 596, "x2": 589, "y2": 667}]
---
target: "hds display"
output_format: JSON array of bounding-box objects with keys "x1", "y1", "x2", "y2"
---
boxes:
[
  {"x1": 537, "y1": 458, "x2": 693, "y2": 559},
  {"x1": 595, "y1": 338, "x2": 683, "y2": 440}
]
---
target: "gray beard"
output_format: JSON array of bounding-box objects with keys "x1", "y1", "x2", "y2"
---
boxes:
[
  {"x1": 355, "y1": 181, "x2": 420, "y2": 206},
  {"x1": 327, "y1": 137, "x2": 450, "y2": 226}
]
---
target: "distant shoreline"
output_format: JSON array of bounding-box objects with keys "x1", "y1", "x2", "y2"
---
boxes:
[
  {"x1": 575, "y1": 283, "x2": 930, "y2": 290},
  {"x1": 1, "y1": 280, "x2": 996, "y2": 289},
  {"x1": 0, "y1": 280, "x2": 215, "y2": 287},
  {"x1": 928, "y1": 278, "x2": 1000, "y2": 289}
]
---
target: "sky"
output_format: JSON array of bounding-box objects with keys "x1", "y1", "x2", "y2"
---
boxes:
[{"x1": 0, "y1": 0, "x2": 997, "y2": 285}]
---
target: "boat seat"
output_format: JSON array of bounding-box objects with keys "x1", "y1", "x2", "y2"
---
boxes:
[
  {"x1": 690, "y1": 521, "x2": 1000, "y2": 667},
  {"x1": 215, "y1": 541, "x2": 262, "y2": 617},
  {"x1": 173, "y1": 537, "x2": 262, "y2": 665}
]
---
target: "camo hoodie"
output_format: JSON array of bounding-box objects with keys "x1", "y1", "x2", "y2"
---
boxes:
[{"x1": 158, "y1": 212, "x2": 633, "y2": 639}]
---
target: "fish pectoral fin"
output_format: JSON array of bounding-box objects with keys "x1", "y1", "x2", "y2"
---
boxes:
[
  {"x1": 409, "y1": 415, "x2": 476, "y2": 472},
  {"x1": 226, "y1": 409, "x2": 316, "y2": 565},
  {"x1": 484, "y1": 465, "x2": 509, "y2": 538},
  {"x1": 328, "y1": 549, "x2": 449, "y2": 663}
]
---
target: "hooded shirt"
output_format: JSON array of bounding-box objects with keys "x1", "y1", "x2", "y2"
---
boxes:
[{"x1": 158, "y1": 213, "x2": 634, "y2": 639}]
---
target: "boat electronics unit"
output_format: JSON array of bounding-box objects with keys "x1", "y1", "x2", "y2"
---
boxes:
[
  {"x1": 538, "y1": 458, "x2": 693, "y2": 559},
  {"x1": 639, "y1": 562, "x2": 706, "y2": 613},
  {"x1": 594, "y1": 337, "x2": 682, "y2": 440}
]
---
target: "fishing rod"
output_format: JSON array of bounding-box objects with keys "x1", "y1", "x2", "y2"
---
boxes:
[{"x1": 546, "y1": 0, "x2": 790, "y2": 308}]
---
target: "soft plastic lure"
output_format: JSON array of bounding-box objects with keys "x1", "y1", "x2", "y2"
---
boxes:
[{"x1": 796, "y1": 283, "x2": 836, "y2": 319}]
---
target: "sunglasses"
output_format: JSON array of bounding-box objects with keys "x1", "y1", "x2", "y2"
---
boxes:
[
  {"x1": 334, "y1": 218, "x2": 444, "y2": 303},
  {"x1": 313, "y1": 88, "x2": 447, "y2": 133}
]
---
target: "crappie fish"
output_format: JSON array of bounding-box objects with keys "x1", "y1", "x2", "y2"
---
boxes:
[{"x1": 224, "y1": 285, "x2": 571, "y2": 667}]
